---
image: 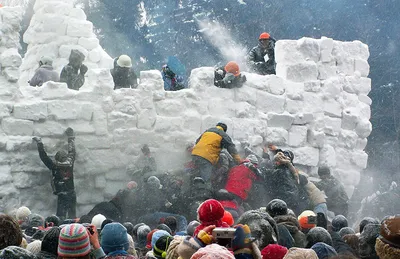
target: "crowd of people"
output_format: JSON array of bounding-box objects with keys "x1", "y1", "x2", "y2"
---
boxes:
[
  {"x1": 28, "y1": 32, "x2": 276, "y2": 91},
  {"x1": 6, "y1": 28, "x2": 399, "y2": 258},
  {"x1": 1, "y1": 121, "x2": 399, "y2": 258}
]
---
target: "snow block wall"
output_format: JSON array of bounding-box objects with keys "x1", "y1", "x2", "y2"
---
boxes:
[
  {"x1": 0, "y1": 2, "x2": 372, "y2": 216},
  {"x1": 0, "y1": 6, "x2": 23, "y2": 97},
  {"x1": 18, "y1": 0, "x2": 113, "y2": 86}
]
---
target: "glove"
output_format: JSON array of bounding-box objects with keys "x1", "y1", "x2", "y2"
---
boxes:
[
  {"x1": 65, "y1": 127, "x2": 74, "y2": 137},
  {"x1": 32, "y1": 137, "x2": 42, "y2": 143},
  {"x1": 216, "y1": 69, "x2": 224, "y2": 75},
  {"x1": 232, "y1": 224, "x2": 254, "y2": 252},
  {"x1": 80, "y1": 64, "x2": 88, "y2": 75},
  {"x1": 196, "y1": 225, "x2": 215, "y2": 245},
  {"x1": 222, "y1": 73, "x2": 236, "y2": 84}
]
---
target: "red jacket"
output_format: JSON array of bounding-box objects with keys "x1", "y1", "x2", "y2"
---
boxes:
[{"x1": 224, "y1": 162, "x2": 259, "y2": 201}]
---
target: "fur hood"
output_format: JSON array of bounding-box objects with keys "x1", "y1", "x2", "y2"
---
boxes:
[
  {"x1": 376, "y1": 238, "x2": 400, "y2": 259},
  {"x1": 274, "y1": 215, "x2": 301, "y2": 233}
]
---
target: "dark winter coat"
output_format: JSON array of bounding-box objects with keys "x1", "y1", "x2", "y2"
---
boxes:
[
  {"x1": 315, "y1": 175, "x2": 349, "y2": 216},
  {"x1": 86, "y1": 201, "x2": 123, "y2": 222},
  {"x1": 36, "y1": 137, "x2": 75, "y2": 194},
  {"x1": 277, "y1": 224, "x2": 295, "y2": 248},
  {"x1": 262, "y1": 165, "x2": 300, "y2": 214},
  {"x1": 60, "y1": 49, "x2": 86, "y2": 90},
  {"x1": 359, "y1": 224, "x2": 380, "y2": 259},
  {"x1": 37, "y1": 250, "x2": 57, "y2": 259},
  {"x1": 111, "y1": 66, "x2": 138, "y2": 89},
  {"x1": 247, "y1": 39, "x2": 276, "y2": 75},
  {"x1": 329, "y1": 230, "x2": 357, "y2": 256},
  {"x1": 214, "y1": 67, "x2": 246, "y2": 89},
  {"x1": 29, "y1": 65, "x2": 60, "y2": 86},
  {"x1": 274, "y1": 215, "x2": 306, "y2": 248}
]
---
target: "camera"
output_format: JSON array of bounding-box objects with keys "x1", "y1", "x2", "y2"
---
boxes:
[
  {"x1": 307, "y1": 215, "x2": 317, "y2": 225},
  {"x1": 212, "y1": 228, "x2": 236, "y2": 248}
]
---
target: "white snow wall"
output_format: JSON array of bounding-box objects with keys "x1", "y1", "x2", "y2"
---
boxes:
[{"x1": 0, "y1": 1, "x2": 372, "y2": 215}]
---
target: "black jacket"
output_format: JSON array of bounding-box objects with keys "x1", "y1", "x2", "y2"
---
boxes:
[
  {"x1": 37, "y1": 137, "x2": 75, "y2": 194},
  {"x1": 111, "y1": 67, "x2": 138, "y2": 89},
  {"x1": 247, "y1": 38, "x2": 276, "y2": 75},
  {"x1": 214, "y1": 67, "x2": 246, "y2": 89}
]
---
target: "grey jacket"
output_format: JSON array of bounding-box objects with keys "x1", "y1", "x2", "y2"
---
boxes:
[
  {"x1": 247, "y1": 39, "x2": 276, "y2": 75},
  {"x1": 29, "y1": 65, "x2": 60, "y2": 86}
]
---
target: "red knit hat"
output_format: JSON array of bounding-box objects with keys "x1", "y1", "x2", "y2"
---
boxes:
[
  {"x1": 197, "y1": 199, "x2": 225, "y2": 224},
  {"x1": 261, "y1": 244, "x2": 288, "y2": 259},
  {"x1": 259, "y1": 32, "x2": 270, "y2": 40},
  {"x1": 222, "y1": 211, "x2": 234, "y2": 226}
]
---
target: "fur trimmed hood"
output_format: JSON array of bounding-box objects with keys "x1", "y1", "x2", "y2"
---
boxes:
[{"x1": 376, "y1": 238, "x2": 400, "y2": 259}]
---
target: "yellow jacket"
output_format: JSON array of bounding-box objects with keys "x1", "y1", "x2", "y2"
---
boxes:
[{"x1": 192, "y1": 126, "x2": 241, "y2": 165}]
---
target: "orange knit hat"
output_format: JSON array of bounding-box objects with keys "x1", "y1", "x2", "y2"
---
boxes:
[
  {"x1": 259, "y1": 32, "x2": 270, "y2": 40},
  {"x1": 224, "y1": 61, "x2": 240, "y2": 77}
]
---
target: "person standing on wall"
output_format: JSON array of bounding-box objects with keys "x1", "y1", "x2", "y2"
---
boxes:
[
  {"x1": 191, "y1": 122, "x2": 241, "y2": 189},
  {"x1": 32, "y1": 127, "x2": 77, "y2": 220},
  {"x1": 247, "y1": 32, "x2": 276, "y2": 75}
]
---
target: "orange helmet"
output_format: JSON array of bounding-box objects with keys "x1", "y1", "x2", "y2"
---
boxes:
[
  {"x1": 224, "y1": 61, "x2": 240, "y2": 76},
  {"x1": 259, "y1": 32, "x2": 270, "y2": 40}
]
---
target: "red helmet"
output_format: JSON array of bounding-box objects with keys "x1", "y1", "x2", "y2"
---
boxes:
[{"x1": 259, "y1": 32, "x2": 270, "y2": 40}]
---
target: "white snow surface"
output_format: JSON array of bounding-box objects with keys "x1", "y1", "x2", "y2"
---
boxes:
[{"x1": 0, "y1": 1, "x2": 371, "y2": 215}]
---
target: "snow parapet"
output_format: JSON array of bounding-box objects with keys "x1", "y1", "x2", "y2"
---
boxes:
[{"x1": 0, "y1": 3, "x2": 371, "y2": 215}]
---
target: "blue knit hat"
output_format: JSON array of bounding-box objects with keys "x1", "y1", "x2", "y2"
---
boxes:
[
  {"x1": 311, "y1": 242, "x2": 338, "y2": 259},
  {"x1": 100, "y1": 223, "x2": 129, "y2": 254},
  {"x1": 151, "y1": 230, "x2": 171, "y2": 249}
]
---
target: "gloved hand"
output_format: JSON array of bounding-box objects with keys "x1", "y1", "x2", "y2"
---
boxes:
[
  {"x1": 32, "y1": 136, "x2": 42, "y2": 143},
  {"x1": 196, "y1": 225, "x2": 215, "y2": 245},
  {"x1": 80, "y1": 64, "x2": 88, "y2": 75},
  {"x1": 65, "y1": 127, "x2": 74, "y2": 137},
  {"x1": 232, "y1": 224, "x2": 254, "y2": 252},
  {"x1": 216, "y1": 69, "x2": 224, "y2": 75},
  {"x1": 222, "y1": 73, "x2": 235, "y2": 84}
]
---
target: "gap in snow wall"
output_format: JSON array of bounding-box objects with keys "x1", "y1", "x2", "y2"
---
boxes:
[{"x1": 0, "y1": 1, "x2": 372, "y2": 215}]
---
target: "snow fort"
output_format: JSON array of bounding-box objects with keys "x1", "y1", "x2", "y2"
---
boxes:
[{"x1": 0, "y1": 0, "x2": 371, "y2": 216}]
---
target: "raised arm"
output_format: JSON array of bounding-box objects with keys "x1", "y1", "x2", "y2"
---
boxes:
[
  {"x1": 65, "y1": 127, "x2": 76, "y2": 162},
  {"x1": 33, "y1": 137, "x2": 55, "y2": 170}
]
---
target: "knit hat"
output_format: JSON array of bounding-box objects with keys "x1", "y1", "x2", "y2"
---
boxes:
[
  {"x1": 191, "y1": 244, "x2": 235, "y2": 259},
  {"x1": 197, "y1": 199, "x2": 225, "y2": 224},
  {"x1": 339, "y1": 227, "x2": 355, "y2": 238},
  {"x1": 101, "y1": 218, "x2": 113, "y2": 231},
  {"x1": 0, "y1": 214, "x2": 23, "y2": 250},
  {"x1": 156, "y1": 224, "x2": 172, "y2": 235},
  {"x1": 58, "y1": 224, "x2": 91, "y2": 257},
  {"x1": 311, "y1": 242, "x2": 338, "y2": 259},
  {"x1": 261, "y1": 244, "x2": 288, "y2": 259},
  {"x1": 331, "y1": 215, "x2": 348, "y2": 232},
  {"x1": 267, "y1": 199, "x2": 288, "y2": 218},
  {"x1": 26, "y1": 240, "x2": 42, "y2": 254},
  {"x1": 153, "y1": 235, "x2": 173, "y2": 259},
  {"x1": 123, "y1": 222, "x2": 134, "y2": 236},
  {"x1": 164, "y1": 216, "x2": 177, "y2": 234},
  {"x1": 132, "y1": 223, "x2": 146, "y2": 239},
  {"x1": 186, "y1": 220, "x2": 200, "y2": 236},
  {"x1": 222, "y1": 211, "x2": 234, "y2": 226},
  {"x1": 151, "y1": 230, "x2": 172, "y2": 249},
  {"x1": 16, "y1": 206, "x2": 31, "y2": 221},
  {"x1": 28, "y1": 213, "x2": 45, "y2": 228},
  {"x1": 100, "y1": 223, "x2": 129, "y2": 254},
  {"x1": 147, "y1": 176, "x2": 162, "y2": 189},
  {"x1": 45, "y1": 215, "x2": 60, "y2": 228},
  {"x1": 0, "y1": 246, "x2": 36, "y2": 259},
  {"x1": 91, "y1": 214, "x2": 106, "y2": 230},
  {"x1": 41, "y1": 226, "x2": 60, "y2": 255},
  {"x1": 306, "y1": 227, "x2": 333, "y2": 248},
  {"x1": 137, "y1": 225, "x2": 151, "y2": 249},
  {"x1": 298, "y1": 210, "x2": 316, "y2": 230},
  {"x1": 379, "y1": 215, "x2": 400, "y2": 248},
  {"x1": 283, "y1": 247, "x2": 318, "y2": 259},
  {"x1": 359, "y1": 217, "x2": 379, "y2": 233}
]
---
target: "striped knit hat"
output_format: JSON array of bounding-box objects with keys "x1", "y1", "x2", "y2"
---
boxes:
[{"x1": 58, "y1": 224, "x2": 91, "y2": 257}]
